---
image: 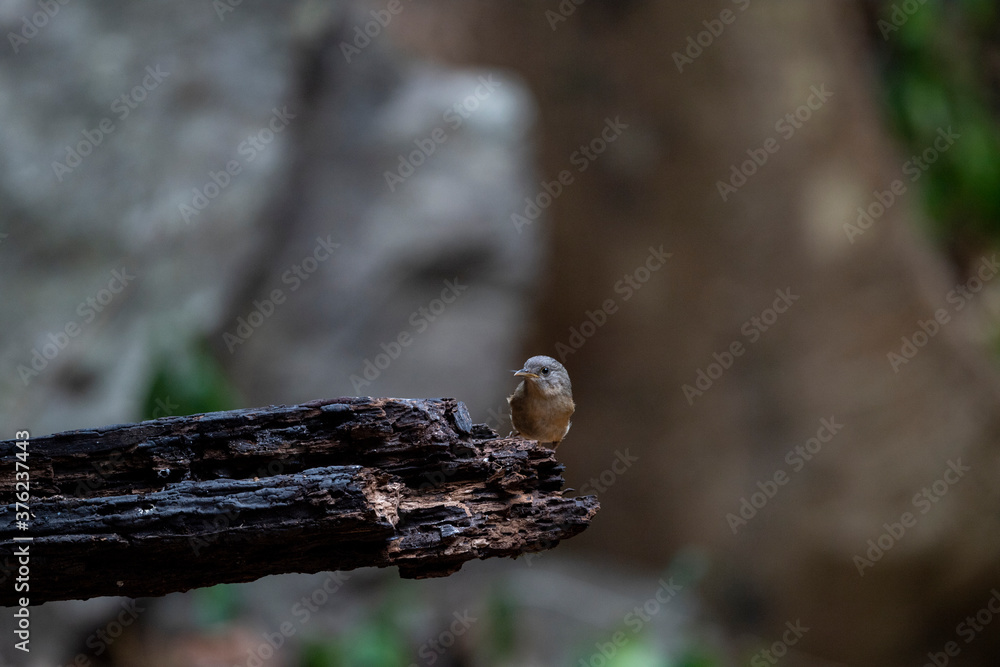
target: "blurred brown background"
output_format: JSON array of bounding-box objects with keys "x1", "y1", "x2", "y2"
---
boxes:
[{"x1": 3, "y1": 1, "x2": 1000, "y2": 666}]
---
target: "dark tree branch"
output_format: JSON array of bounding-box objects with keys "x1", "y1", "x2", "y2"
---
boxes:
[{"x1": 0, "y1": 397, "x2": 598, "y2": 605}]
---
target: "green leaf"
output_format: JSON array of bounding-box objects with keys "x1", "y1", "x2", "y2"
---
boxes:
[{"x1": 141, "y1": 339, "x2": 239, "y2": 420}]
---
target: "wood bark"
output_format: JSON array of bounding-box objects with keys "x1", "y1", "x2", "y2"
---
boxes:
[{"x1": 0, "y1": 397, "x2": 598, "y2": 605}]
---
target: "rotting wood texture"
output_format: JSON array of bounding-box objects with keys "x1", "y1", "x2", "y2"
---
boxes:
[{"x1": 0, "y1": 397, "x2": 598, "y2": 605}]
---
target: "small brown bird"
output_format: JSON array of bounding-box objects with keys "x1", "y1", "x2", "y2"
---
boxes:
[{"x1": 507, "y1": 355, "x2": 575, "y2": 448}]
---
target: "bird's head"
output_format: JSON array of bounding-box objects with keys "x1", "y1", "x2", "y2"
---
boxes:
[{"x1": 513, "y1": 355, "x2": 572, "y2": 395}]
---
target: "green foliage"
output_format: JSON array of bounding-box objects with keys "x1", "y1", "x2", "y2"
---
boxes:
[
  {"x1": 673, "y1": 646, "x2": 724, "y2": 667},
  {"x1": 880, "y1": 0, "x2": 1000, "y2": 248},
  {"x1": 486, "y1": 586, "x2": 517, "y2": 661},
  {"x1": 569, "y1": 551, "x2": 714, "y2": 667},
  {"x1": 604, "y1": 638, "x2": 667, "y2": 667},
  {"x1": 299, "y1": 594, "x2": 409, "y2": 667},
  {"x1": 299, "y1": 641, "x2": 340, "y2": 667},
  {"x1": 193, "y1": 584, "x2": 243, "y2": 627},
  {"x1": 300, "y1": 621, "x2": 408, "y2": 667},
  {"x1": 140, "y1": 338, "x2": 239, "y2": 420}
]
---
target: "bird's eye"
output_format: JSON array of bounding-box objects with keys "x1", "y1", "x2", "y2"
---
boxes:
[{"x1": 541, "y1": 367, "x2": 549, "y2": 375}]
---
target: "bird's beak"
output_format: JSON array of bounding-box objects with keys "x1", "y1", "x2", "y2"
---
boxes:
[{"x1": 514, "y1": 369, "x2": 539, "y2": 379}]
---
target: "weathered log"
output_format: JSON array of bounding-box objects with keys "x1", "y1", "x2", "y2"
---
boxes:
[{"x1": 0, "y1": 397, "x2": 598, "y2": 605}]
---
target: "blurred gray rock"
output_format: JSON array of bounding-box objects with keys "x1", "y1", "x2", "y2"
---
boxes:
[{"x1": 0, "y1": 0, "x2": 540, "y2": 441}]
